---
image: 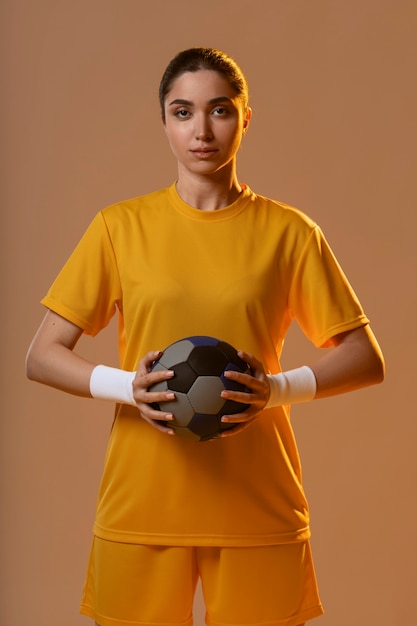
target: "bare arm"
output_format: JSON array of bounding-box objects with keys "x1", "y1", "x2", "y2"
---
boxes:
[
  {"x1": 221, "y1": 324, "x2": 385, "y2": 431},
  {"x1": 25, "y1": 310, "x2": 178, "y2": 433},
  {"x1": 311, "y1": 324, "x2": 385, "y2": 398},
  {"x1": 25, "y1": 310, "x2": 95, "y2": 396}
]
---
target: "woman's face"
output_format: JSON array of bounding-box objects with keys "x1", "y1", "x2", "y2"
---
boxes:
[{"x1": 163, "y1": 69, "x2": 251, "y2": 179}]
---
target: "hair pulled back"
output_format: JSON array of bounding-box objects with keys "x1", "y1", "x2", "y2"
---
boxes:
[{"x1": 159, "y1": 47, "x2": 249, "y2": 121}]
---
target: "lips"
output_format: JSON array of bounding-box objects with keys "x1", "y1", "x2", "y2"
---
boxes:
[{"x1": 190, "y1": 148, "x2": 218, "y2": 158}]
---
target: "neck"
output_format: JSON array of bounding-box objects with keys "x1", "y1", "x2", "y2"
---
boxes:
[{"x1": 176, "y1": 165, "x2": 242, "y2": 211}]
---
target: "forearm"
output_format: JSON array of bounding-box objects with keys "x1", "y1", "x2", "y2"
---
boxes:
[
  {"x1": 26, "y1": 311, "x2": 138, "y2": 403},
  {"x1": 25, "y1": 310, "x2": 95, "y2": 397},
  {"x1": 26, "y1": 340, "x2": 95, "y2": 397},
  {"x1": 265, "y1": 325, "x2": 384, "y2": 408},
  {"x1": 311, "y1": 325, "x2": 385, "y2": 399}
]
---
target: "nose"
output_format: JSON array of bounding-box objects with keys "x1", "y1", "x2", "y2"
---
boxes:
[{"x1": 195, "y1": 115, "x2": 213, "y2": 141}]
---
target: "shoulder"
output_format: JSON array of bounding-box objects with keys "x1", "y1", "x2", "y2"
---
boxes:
[
  {"x1": 245, "y1": 187, "x2": 319, "y2": 234},
  {"x1": 245, "y1": 187, "x2": 315, "y2": 224},
  {"x1": 99, "y1": 187, "x2": 171, "y2": 223}
]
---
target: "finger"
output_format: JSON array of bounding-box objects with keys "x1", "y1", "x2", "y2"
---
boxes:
[
  {"x1": 222, "y1": 374, "x2": 266, "y2": 399},
  {"x1": 237, "y1": 350, "x2": 263, "y2": 371},
  {"x1": 137, "y1": 399, "x2": 176, "y2": 430},
  {"x1": 220, "y1": 419, "x2": 254, "y2": 437},
  {"x1": 223, "y1": 368, "x2": 269, "y2": 406},
  {"x1": 221, "y1": 410, "x2": 253, "y2": 423},
  {"x1": 140, "y1": 414, "x2": 176, "y2": 435},
  {"x1": 137, "y1": 350, "x2": 164, "y2": 375},
  {"x1": 221, "y1": 388, "x2": 254, "y2": 406},
  {"x1": 223, "y1": 369, "x2": 254, "y2": 386},
  {"x1": 133, "y1": 367, "x2": 174, "y2": 394},
  {"x1": 145, "y1": 389, "x2": 176, "y2": 406},
  {"x1": 223, "y1": 367, "x2": 267, "y2": 389},
  {"x1": 133, "y1": 382, "x2": 176, "y2": 412},
  {"x1": 220, "y1": 400, "x2": 263, "y2": 423}
]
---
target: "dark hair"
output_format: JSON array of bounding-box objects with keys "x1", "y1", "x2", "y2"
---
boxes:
[{"x1": 159, "y1": 47, "x2": 249, "y2": 121}]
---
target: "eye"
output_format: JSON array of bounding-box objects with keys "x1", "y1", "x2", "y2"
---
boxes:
[
  {"x1": 212, "y1": 106, "x2": 228, "y2": 116},
  {"x1": 174, "y1": 108, "x2": 191, "y2": 119}
]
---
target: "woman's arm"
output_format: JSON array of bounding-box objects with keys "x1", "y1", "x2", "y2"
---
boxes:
[
  {"x1": 311, "y1": 324, "x2": 385, "y2": 398},
  {"x1": 220, "y1": 324, "x2": 385, "y2": 431},
  {"x1": 25, "y1": 310, "x2": 95, "y2": 396},
  {"x1": 25, "y1": 309, "x2": 178, "y2": 433}
]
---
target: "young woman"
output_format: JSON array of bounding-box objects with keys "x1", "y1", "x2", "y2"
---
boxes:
[{"x1": 26, "y1": 48, "x2": 384, "y2": 626}]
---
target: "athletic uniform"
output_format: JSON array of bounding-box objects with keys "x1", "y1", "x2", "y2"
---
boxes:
[{"x1": 42, "y1": 183, "x2": 368, "y2": 625}]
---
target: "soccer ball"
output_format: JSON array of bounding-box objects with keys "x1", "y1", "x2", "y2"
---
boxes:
[{"x1": 149, "y1": 336, "x2": 252, "y2": 441}]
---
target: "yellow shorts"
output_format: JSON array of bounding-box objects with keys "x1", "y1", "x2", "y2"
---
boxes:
[{"x1": 80, "y1": 537, "x2": 324, "y2": 626}]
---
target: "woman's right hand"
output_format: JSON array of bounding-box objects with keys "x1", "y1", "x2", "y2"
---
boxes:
[{"x1": 132, "y1": 351, "x2": 176, "y2": 434}]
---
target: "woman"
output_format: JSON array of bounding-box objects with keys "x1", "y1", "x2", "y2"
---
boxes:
[{"x1": 26, "y1": 48, "x2": 384, "y2": 626}]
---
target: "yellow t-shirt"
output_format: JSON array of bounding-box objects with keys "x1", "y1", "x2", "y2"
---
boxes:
[{"x1": 42, "y1": 183, "x2": 369, "y2": 546}]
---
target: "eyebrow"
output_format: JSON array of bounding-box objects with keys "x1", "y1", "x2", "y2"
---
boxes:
[{"x1": 167, "y1": 96, "x2": 234, "y2": 107}]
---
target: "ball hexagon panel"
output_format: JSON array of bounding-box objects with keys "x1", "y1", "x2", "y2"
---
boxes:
[
  {"x1": 187, "y1": 376, "x2": 225, "y2": 414},
  {"x1": 163, "y1": 391, "x2": 195, "y2": 427},
  {"x1": 158, "y1": 340, "x2": 196, "y2": 369},
  {"x1": 149, "y1": 365, "x2": 195, "y2": 427},
  {"x1": 148, "y1": 363, "x2": 169, "y2": 394}
]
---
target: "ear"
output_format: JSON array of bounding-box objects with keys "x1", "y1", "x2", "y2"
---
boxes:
[{"x1": 242, "y1": 107, "x2": 252, "y2": 134}]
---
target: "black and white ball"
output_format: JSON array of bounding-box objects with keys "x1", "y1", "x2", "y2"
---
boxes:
[{"x1": 149, "y1": 336, "x2": 252, "y2": 441}]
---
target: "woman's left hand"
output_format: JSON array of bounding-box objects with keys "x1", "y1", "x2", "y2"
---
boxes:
[{"x1": 219, "y1": 350, "x2": 270, "y2": 436}]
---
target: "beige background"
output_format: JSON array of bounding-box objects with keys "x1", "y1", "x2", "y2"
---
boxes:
[{"x1": 1, "y1": 1, "x2": 416, "y2": 625}]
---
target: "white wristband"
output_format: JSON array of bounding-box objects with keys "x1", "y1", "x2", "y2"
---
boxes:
[
  {"x1": 89, "y1": 365, "x2": 136, "y2": 406},
  {"x1": 266, "y1": 366, "x2": 317, "y2": 408}
]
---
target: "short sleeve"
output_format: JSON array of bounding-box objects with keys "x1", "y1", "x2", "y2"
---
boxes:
[
  {"x1": 41, "y1": 212, "x2": 122, "y2": 335},
  {"x1": 288, "y1": 226, "x2": 369, "y2": 347}
]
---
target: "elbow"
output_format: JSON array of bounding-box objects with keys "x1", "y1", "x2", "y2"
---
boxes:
[
  {"x1": 373, "y1": 352, "x2": 385, "y2": 385},
  {"x1": 365, "y1": 342, "x2": 385, "y2": 387},
  {"x1": 25, "y1": 349, "x2": 36, "y2": 381},
  {"x1": 361, "y1": 325, "x2": 386, "y2": 387},
  {"x1": 25, "y1": 346, "x2": 42, "y2": 382}
]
